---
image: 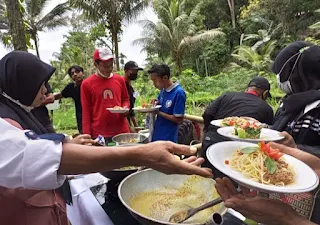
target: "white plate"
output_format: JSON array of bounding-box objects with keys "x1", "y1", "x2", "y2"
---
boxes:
[
  {"x1": 106, "y1": 108, "x2": 129, "y2": 114},
  {"x1": 211, "y1": 119, "x2": 224, "y2": 127},
  {"x1": 211, "y1": 118, "x2": 261, "y2": 127},
  {"x1": 207, "y1": 141, "x2": 319, "y2": 193},
  {"x1": 133, "y1": 105, "x2": 161, "y2": 113},
  {"x1": 217, "y1": 127, "x2": 284, "y2": 143}
]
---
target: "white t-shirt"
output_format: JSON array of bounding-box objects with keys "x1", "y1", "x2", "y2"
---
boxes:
[{"x1": 0, "y1": 118, "x2": 66, "y2": 189}]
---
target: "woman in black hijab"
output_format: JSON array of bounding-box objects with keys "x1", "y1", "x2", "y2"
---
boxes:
[
  {"x1": 0, "y1": 51, "x2": 91, "y2": 225},
  {"x1": 272, "y1": 41, "x2": 320, "y2": 156},
  {"x1": 0, "y1": 51, "x2": 55, "y2": 132},
  {"x1": 271, "y1": 41, "x2": 320, "y2": 224}
]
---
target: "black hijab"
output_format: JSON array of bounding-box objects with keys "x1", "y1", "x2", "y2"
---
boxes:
[
  {"x1": 0, "y1": 51, "x2": 55, "y2": 134},
  {"x1": 272, "y1": 41, "x2": 320, "y2": 93},
  {"x1": 0, "y1": 51, "x2": 73, "y2": 205}
]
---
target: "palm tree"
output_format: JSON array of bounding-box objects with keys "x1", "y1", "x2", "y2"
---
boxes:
[
  {"x1": 227, "y1": 0, "x2": 236, "y2": 29},
  {"x1": 229, "y1": 40, "x2": 277, "y2": 72},
  {"x1": 241, "y1": 18, "x2": 283, "y2": 50},
  {"x1": 0, "y1": 0, "x2": 7, "y2": 29},
  {"x1": 119, "y1": 53, "x2": 127, "y2": 69},
  {"x1": 133, "y1": 0, "x2": 225, "y2": 73},
  {"x1": 24, "y1": 0, "x2": 69, "y2": 58},
  {"x1": 69, "y1": 0, "x2": 149, "y2": 71},
  {"x1": 0, "y1": 0, "x2": 9, "y2": 47},
  {"x1": 3, "y1": 0, "x2": 27, "y2": 50}
]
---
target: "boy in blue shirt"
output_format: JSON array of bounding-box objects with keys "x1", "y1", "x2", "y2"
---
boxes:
[{"x1": 148, "y1": 64, "x2": 186, "y2": 143}]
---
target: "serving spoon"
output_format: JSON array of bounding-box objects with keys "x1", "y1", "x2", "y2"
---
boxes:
[{"x1": 169, "y1": 197, "x2": 223, "y2": 223}]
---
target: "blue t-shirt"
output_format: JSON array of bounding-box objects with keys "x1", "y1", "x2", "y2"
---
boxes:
[{"x1": 152, "y1": 83, "x2": 186, "y2": 142}]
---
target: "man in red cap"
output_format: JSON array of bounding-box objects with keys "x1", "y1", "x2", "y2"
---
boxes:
[{"x1": 80, "y1": 48, "x2": 130, "y2": 143}]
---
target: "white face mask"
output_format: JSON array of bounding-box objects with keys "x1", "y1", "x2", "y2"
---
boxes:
[
  {"x1": 277, "y1": 74, "x2": 293, "y2": 94},
  {"x1": 1, "y1": 92, "x2": 34, "y2": 112}
]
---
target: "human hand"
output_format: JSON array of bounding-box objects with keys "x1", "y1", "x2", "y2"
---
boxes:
[
  {"x1": 139, "y1": 141, "x2": 213, "y2": 178},
  {"x1": 121, "y1": 106, "x2": 130, "y2": 116},
  {"x1": 42, "y1": 93, "x2": 55, "y2": 105},
  {"x1": 215, "y1": 177, "x2": 304, "y2": 225},
  {"x1": 268, "y1": 142, "x2": 297, "y2": 155},
  {"x1": 278, "y1": 131, "x2": 297, "y2": 148},
  {"x1": 68, "y1": 134, "x2": 97, "y2": 145},
  {"x1": 150, "y1": 99, "x2": 158, "y2": 106}
]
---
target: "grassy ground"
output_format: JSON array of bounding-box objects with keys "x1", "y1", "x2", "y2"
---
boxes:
[
  {"x1": 52, "y1": 102, "x2": 78, "y2": 135},
  {"x1": 52, "y1": 104, "x2": 207, "y2": 135}
]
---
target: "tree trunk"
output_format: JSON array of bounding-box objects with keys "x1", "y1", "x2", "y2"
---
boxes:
[
  {"x1": 33, "y1": 35, "x2": 40, "y2": 58},
  {"x1": 227, "y1": 0, "x2": 236, "y2": 29},
  {"x1": 114, "y1": 34, "x2": 120, "y2": 71},
  {"x1": 176, "y1": 56, "x2": 183, "y2": 74},
  {"x1": 4, "y1": 0, "x2": 27, "y2": 51}
]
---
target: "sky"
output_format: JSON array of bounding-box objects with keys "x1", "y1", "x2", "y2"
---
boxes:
[{"x1": 0, "y1": 1, "x2": 158, "y2": 67}]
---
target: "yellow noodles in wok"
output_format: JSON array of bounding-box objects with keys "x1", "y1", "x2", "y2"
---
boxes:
[{"x1": 129, "y1": 176, "x2": 221, "y2": 224}]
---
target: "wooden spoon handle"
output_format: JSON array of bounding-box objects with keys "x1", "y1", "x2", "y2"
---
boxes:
[{"x1": 196, "y1": 197, "x2": 223, "y2": 212}]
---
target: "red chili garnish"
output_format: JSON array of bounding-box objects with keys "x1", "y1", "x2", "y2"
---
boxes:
[{"x1": 225, "y1": 160, "x2": 229, "y2": 165}]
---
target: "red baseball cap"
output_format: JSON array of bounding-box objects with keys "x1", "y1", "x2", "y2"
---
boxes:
[{"x1": 93, "y1": 48, "x2": 114, "y2": 62}]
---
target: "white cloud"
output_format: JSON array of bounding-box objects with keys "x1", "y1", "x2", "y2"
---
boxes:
[{"x1": 0, "y1": 1, "x2": 158, "y2": 68}]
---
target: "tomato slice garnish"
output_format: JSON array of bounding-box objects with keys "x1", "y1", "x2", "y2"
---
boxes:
[
  {"x1": 274, "y1": 152, "x2": 284, "y2": 160},
  {"x1": 269, "y1": 150, "x2": 280, "y2": 159}
]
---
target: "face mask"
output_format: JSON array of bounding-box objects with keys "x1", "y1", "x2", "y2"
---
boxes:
[
  {"x1": 129, "y1": 73, "x2": 138, "y2": 81},
  {"x1": 1, "y1": 91, "x2": 34, "y2": 112},
  {"x1": 277, "y1": 74, "x2": 293, "y2": 94}
]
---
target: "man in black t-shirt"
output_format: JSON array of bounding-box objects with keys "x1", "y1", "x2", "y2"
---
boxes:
[
  {"x1": 124, "y1": 61, "x2": 143, "y2": 131},
  {"x1": 202, "y1": 76, "x2": 274, "y2": 177},
  {"x1": 55, "y1": 65, "x2": 84, "y2": 133},
  {"x1": 32, "y1": 82, "x2": 55, "y2": 132}
]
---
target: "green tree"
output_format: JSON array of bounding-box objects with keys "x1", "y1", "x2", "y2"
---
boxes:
[
  {"x1": 242, "y1": 19, "x2": 283, "y2": 50},
  {"x1": 0, "y1": 0, "x2": 6, "y2": 29},
  {"x1": 229, "y1": 40, "x2": 276, "y2": 72},
  {"x1": 50, "y1": 15, "x2": 110, "y2": 91},
  {"x1": 3, "y1": 0, "x2": 27, "y2": 50},
  {"x1": 69, "y1": 0, "x2": 149, "y2": 71},
  {"x1": 241, "y1": 0, "x2": 320, "y2": 38},
  {"x1": 133, "y1": 0, "x2": 224, "y2": 73},
  {"x1": 0, "y1": 0, "x2": 9, "y2": 47},
  {"x1": 309, "y1": 9, "x2": 320, "y2": 30},
  {"x1": 24, "y1": 0, "x2": 69, "y2": 58}
]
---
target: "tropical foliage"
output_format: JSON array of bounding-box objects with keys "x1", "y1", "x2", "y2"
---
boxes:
[
  {"x1": 69, "y1": 0, "x2": 149, "y2": 70},
  {"x1": 133, "y1": 0, "x2": 225, "y2": 73},
  {"x1": 229, "y1": 40, "x2": 277, "y2": 72},
  {"x1": 24, "y1": 0, "x2": 69, "y2": 58},
  {"x1": 1, "y1": 0, "x2": 69, "y2": 55}
]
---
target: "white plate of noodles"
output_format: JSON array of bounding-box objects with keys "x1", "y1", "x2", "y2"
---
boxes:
[{"x1": 207, "y1": 141, "x2": 319, "y2": 193}]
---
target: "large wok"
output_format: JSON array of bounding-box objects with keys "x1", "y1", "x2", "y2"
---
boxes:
[
  {"x1": 112, "y1": 133, "x2": 148, "y2": 146},
  {"x1": 118, "y1": 169, "x2": 227, "y2": 225}
]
